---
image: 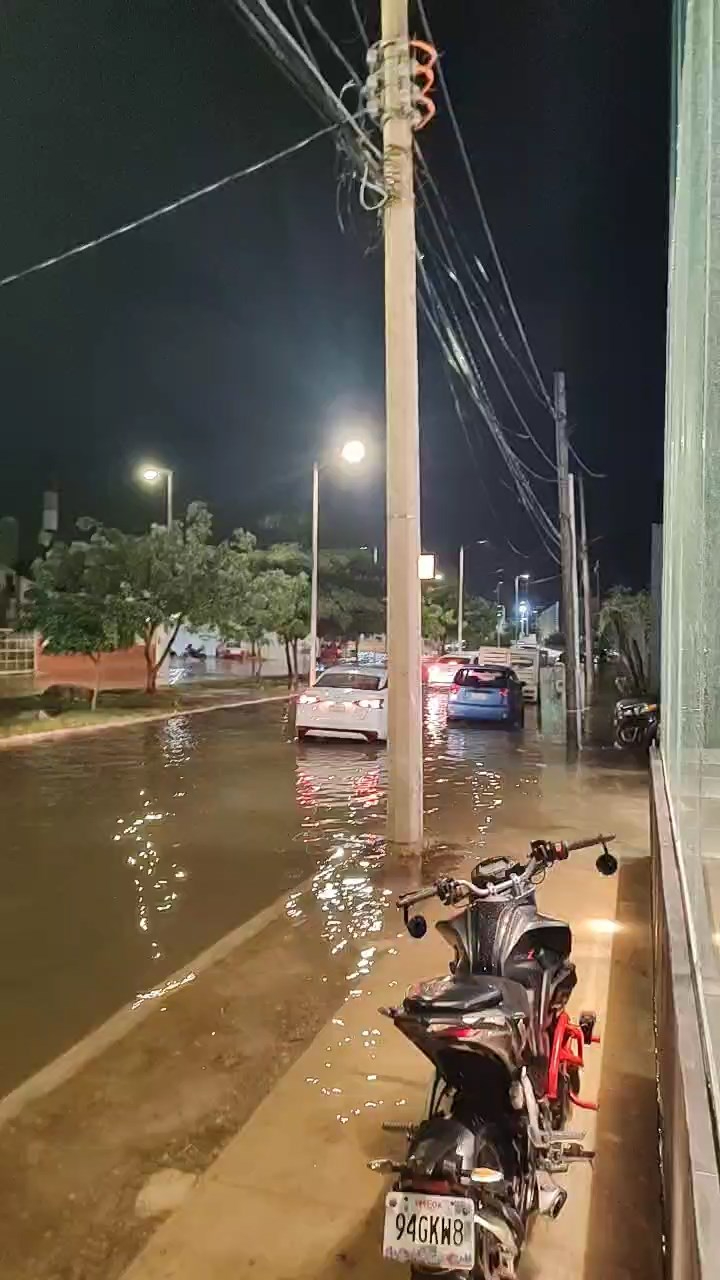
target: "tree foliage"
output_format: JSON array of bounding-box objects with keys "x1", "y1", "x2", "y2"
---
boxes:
[
  {"x1": 22, "y1": 539, "x2": 138, "y2": 708},
  {"x1": 318, "y1": 549, "x2": 385, "y2": 644},
  {"x1": 598, "y1": 586, "x2": 653, "y2": 694},
  {"x1": 421, "y1": 581, "x2": 496, "y2": 649},
  {"x1": 24, "y1": 504, "x2": 256, "y2": 695}
]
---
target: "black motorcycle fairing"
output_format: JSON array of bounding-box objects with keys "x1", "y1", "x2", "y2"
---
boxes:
[
  {"x1": 436, "y1": 897, "x2": 572, "y2": 992},
  {"x1": 404, "y1": 976, "x2": 504, "y2": 1015},
  {"x1": 396, "y1": 975, "x2": 538, "y2": 1079},
  {"x1": 403, "y1": 973, "x2": 532, "y2": 1017},
  {"x1": 404, "y1": 1114, "x2": 477, "y2": 1179}
]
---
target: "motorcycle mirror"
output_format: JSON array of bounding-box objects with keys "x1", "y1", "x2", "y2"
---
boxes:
[
  {"x1": 596, "y1": 850, "x2": 618, "y2": 877},
  {"x1": 407, "y1": 914, "x2": 428, "y2": 939}
]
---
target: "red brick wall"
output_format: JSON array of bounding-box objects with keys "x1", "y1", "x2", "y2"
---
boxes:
[{"x1": 36, "y1": 643, "x2": 148, "y2": 691}]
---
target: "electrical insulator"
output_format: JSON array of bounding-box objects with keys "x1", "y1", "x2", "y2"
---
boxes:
[{"x1": 409, "y1": 39, "x2": 437, "y2": 131}]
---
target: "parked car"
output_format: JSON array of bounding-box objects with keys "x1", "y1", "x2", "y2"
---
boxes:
[
  {"x1": 424, "y1": 653, "x2": 470, "y2": 686},
  {"x1": 447, "y1": 664, "x2": 525, "y2": 727},
  {"x1": 296, "y1": 664, "x2": 388, "y2": 742}
]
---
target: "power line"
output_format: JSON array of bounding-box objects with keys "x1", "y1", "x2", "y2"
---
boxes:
[
  {"x1": 223, "y1": 0, "x2": 381, "y2": 178},
  {"x1": 416, "y1": 175, "x2": 557, "y2": 476},
  {"x1": 348, "y1": 0, "x2": 369, "y2": 43},
  {"x1": 415, "y1": 0, "x2": 553, "y2": 413},
  {"x1": 0, "y1": 121, "x2": 342, "y2": 291},
  {"x1": 418, "y1": 260, "x2": 560, "y2": 560},
  {"x1": 416, "y1": 145, "x2": 555, "y2": 414}
]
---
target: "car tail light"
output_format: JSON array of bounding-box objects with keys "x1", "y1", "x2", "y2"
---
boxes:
[
  {"x1": 358, "y1": 698, "x2": 382, "y2": 709},
  {"x1": 298, "y1": 694, "x2": 318, "y2": 704},
  {"x1": 500, "y1": 689, "x2": 509, "y2": 700},
  {"x1": 449, "y1": 684, "x2": 460, "y2": 699}
]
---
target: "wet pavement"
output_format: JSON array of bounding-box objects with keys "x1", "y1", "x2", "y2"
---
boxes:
[
  {"x1": 0, "y1": 691, "x2": 661, "y2": 1280},
  {"x1": 0, "y1": 690, "x2": 583, "y2": 1096}
]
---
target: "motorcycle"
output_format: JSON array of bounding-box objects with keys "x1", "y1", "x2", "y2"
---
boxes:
[
  {"x1": 613, "y1": 698, "x2": 659, "y2": 750},
  {"x1": 370, "y1": 832, "x2": 618, "y2": 1278}
]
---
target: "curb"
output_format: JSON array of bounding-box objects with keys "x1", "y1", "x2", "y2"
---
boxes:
[
  {"x1": 0, "y1": 865, "x2": 315, "y2": 1129},
  {"x1": 0, "y1": 692, "x2": 294, "y2": 751}
]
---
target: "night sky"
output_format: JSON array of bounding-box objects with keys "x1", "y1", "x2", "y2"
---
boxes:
[{"x1": 0, "y1": 1, "x2": 669, "y2": 605}]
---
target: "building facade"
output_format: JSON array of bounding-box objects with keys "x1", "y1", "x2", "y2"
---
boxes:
[{"x1": 654, "y1": 0, "x2": 720, "y2": 1271}]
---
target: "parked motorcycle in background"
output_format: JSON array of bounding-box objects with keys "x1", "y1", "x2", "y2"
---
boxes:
[
  {"x1": 370, "y1": 833, "x2": 618, "y2": 1279},
  {"x1": 613, "y1": 698, "x2": 659, "y2": 750}
]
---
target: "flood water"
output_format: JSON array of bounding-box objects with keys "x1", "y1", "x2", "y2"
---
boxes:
[{"x1": 0, "y1": 693, "x2": 638, "y2": 1095}]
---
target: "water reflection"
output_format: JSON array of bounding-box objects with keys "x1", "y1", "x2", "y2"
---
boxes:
[
  {"x1": 112, "y1": 783, "x2": 190, "y2": 965},
  {"x1": 0, "y1": 692, "x2": 552, "y2": 1095}
]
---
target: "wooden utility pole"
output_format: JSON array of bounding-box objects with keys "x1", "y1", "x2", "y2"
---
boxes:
[
  {"x1": 578, "y1": 475, "x2": 594, "y2": 708},
  {"x1": 554, "y1": 371, "x2": 580, "y2": 754},
  {"x1": 382, "y1": 0, "x2": 423, "y2": 845}
]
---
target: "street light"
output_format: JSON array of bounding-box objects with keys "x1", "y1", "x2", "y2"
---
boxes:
[
  {"x1": 514, "y1": 572, "x2": 530, "y2": 640},
  {"x1": 495, "y1": 572, "x2": 505, "y2": 645},
  {"x1": 309, "y1": 440, "x2": 366, "y2": 687},
  {"x1": 457, "y1": 540, "x2": 489, "y2": 651},
  {"x1": 139, "y1": 464, "x2": 173, "y2": 529}
]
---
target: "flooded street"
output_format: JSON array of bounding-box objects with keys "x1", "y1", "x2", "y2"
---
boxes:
[
  {"x1": 0, "y1": 691, "x2": 558, "y2": 1095},
  {"x1": 0, "y1": 693, "x2": 661, "y2": 1280}
]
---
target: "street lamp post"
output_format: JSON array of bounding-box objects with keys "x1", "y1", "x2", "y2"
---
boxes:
[
  {"x1": 308, "y1": 439, "x2": 366, "y2": 687},
  {"x1": 495, "y1": 575, "x2": 504, "y2": 645},
  {"x1": 514, "y1": 572, "x2": 530, "y2": 641},
  {"x1": 139, "y1": 466, "x2": 173, "y2": 529},
  {"x1": 457, "y1": 540, "x2": 489, "y2": 651},
  {"x1": 458, "y1": 545, "x2": 464, "y2": 652}
]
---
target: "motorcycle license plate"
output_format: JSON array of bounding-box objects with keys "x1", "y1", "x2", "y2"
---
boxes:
[{"x1": 382, "y1": 1191, "x2": 475, "y2": 1269}]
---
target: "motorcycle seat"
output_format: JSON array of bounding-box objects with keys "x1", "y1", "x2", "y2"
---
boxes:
[{"x1": 404, "y1": 975, "x2": 504, "y2": 1016}]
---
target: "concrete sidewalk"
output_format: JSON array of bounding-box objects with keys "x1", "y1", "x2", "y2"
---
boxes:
[{"x1": 120, "y1": 764, "x2": 661, "y2": 1280}]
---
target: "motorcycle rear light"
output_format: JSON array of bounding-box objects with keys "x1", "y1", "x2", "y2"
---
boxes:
[
  {"x1": 298, "y1": 694, "x2": 318, "y2": 704},
  {"x1": 434, "y1": 1026, "x2": 475, "y2": 1039}
]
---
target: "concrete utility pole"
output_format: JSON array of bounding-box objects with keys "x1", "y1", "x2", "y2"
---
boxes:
[
  {"x1": 382, "y1": 0, "x2": 423, "y2": 846},
  {"x1": 568, "y1": 472, "x2": 583, "y2": 743},
  {"x1": 309, "y1": 461, "x2": 320, "y2": 688},
  {"x1": 554, "y1": 371, "x2": 580, "y2": 755},
  {"x1": 457, "y1": 544, "x2": 465, "y2": 651},
  {"x1": 578, "y1": 475, "x2": 594, "y2": 708}
]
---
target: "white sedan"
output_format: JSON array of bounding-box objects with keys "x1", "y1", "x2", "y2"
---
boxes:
[{"x1": 296, "y1": 665, "x2": 388, "y2": 743}]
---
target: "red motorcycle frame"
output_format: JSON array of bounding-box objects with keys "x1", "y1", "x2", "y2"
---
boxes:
[{"x1": 547, "y1": 1010, "x2": 600, "y2": 1112}]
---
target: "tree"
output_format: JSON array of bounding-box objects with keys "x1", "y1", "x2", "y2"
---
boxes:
[
  {"x1": 73, "y1": 504, "x2": 254, "y2": 693},
  {"x1": 421, "y1": 582, "x2": 457, "y2": 648},
  {"x1": 598, "y1": 586, "x2": 653, "y2": 694},
  {"x1": 22, "y1": 540, "x2": 137, "y2": 709},
  {"x1": 318, "y1": 549, "x2": 385, "y2": 649},
  {"x1": 462, "y1": 595, "x2": 499, "y2": 648},
  {"x1": 251, "y1": 567, "x2": 310, "y2": 684}
]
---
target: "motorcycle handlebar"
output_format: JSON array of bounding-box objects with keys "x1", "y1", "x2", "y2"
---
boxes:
[
  {"x1": 565, "y1": 832, "x2": 616, "y2": 854},
  {"x1": 396, "y1": 834, "x2": 616, "y2": 910},
  {"x1": 396, "y1": 884, "x2": 439, "y2": 909}
]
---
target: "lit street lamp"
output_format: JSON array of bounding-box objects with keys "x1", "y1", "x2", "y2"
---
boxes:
[
  {"x1": 514, "y1": 572, "x2": 530, "y2": 640},
  {"x1": 309, "y1": 440, "x2": 366, "y2": 686},
  {"x1": 139, "y1": 464, "x2": 173, "y2": 529}
]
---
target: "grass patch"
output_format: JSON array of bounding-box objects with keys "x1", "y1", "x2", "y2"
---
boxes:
[{"x1": 0, "y1": 679, "x2": 291, "y2": 741}]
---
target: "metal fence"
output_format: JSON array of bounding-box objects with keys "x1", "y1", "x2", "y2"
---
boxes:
[{"x1": 0, "y1": 630, "x2": 35, "y2": 675}]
